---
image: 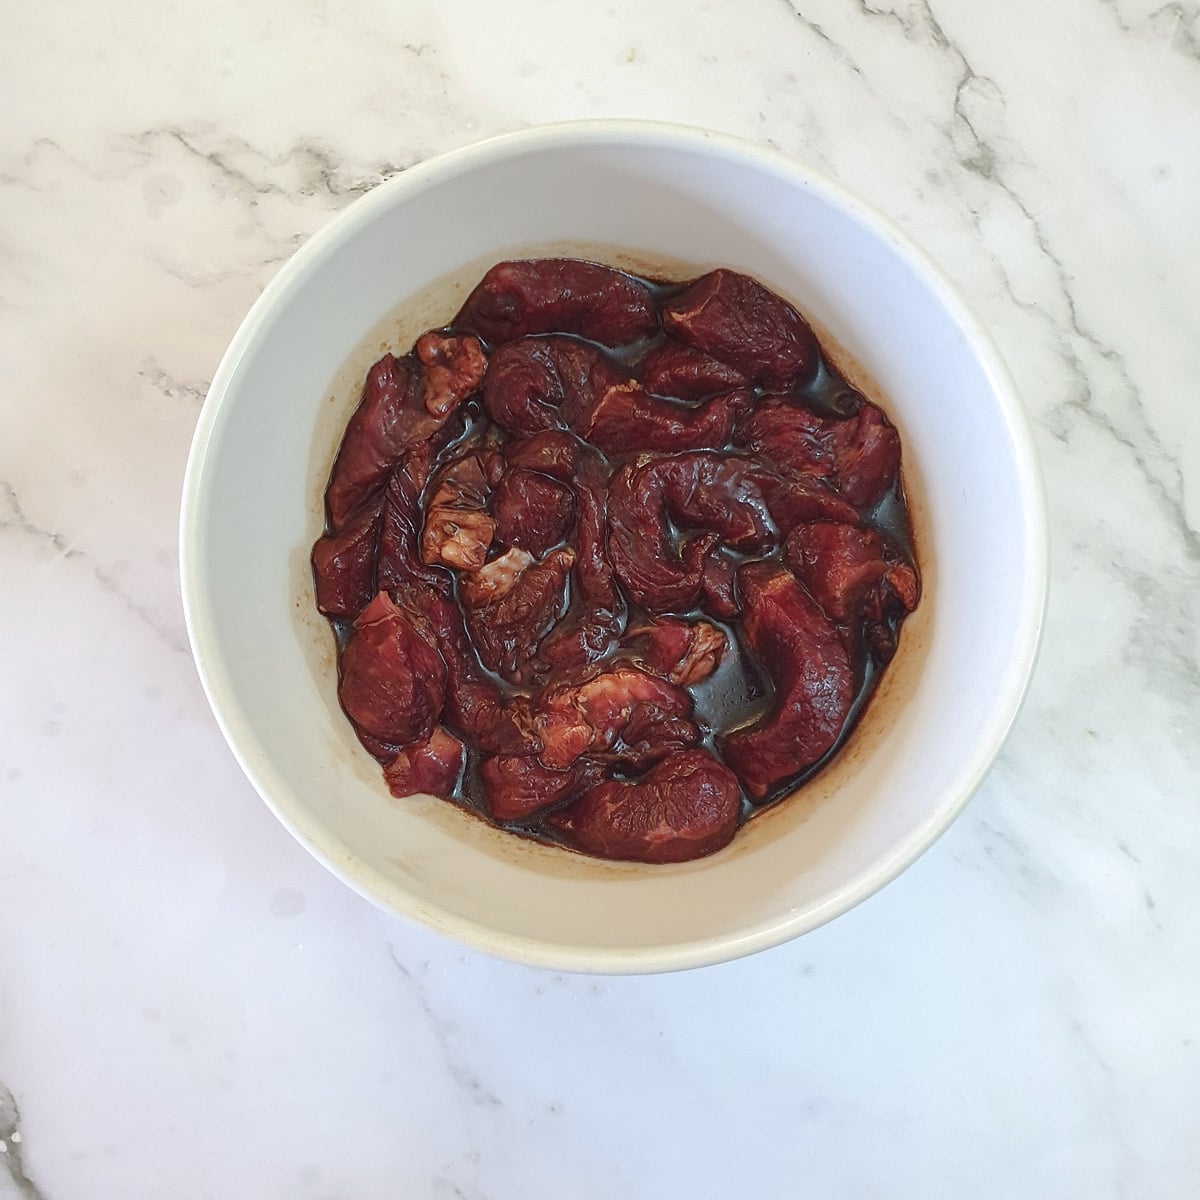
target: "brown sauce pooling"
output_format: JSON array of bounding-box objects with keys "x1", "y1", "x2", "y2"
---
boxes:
[{"x1": 313, "y1": 259, "x2": 920, "y2": 864}]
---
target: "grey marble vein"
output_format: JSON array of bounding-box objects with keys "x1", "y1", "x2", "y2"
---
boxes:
[
  {"x1": 147, "y1": 126, "x2": 413, "y2": 204},
  {"x1": 0, "y1": 482, "x2": 81, "y2": 565},
  {"x1": 845, "y1": 1, "x2": 1200, "y2": 562},
  {"x1": 387, "y1": 950, "x2": 503, "y2": 1110},
  {"x1": 974, "y1": 814, "x2": 1065, "y2": 903},
  {"x1": 137, "y1": 362, "x2": 209, "y2": 409},
  {"x1": 0, "y1": 1086, "x2": 45, "y2": 1200},
  {"x1": 1099, "y1": 0, "x2": 1200, "y2": 62},
  {"x1": 776, "y1": 0, "x2": 865, "y2": 76},
  {"x1": 0, "y1": 481, "x2": 188, "y2": 656},
  {"x1": 997, "y1": 178, "x2": 1200, "y2": 561}
]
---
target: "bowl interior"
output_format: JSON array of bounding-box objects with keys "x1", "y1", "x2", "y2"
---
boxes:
[{"x1": 182, "y1": 125, "x2": 1044, "y2": 972}]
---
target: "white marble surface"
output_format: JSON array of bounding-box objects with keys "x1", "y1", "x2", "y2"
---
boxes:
[{"x1": 2, "y1": 0, "x2": 1198, "y2": 1195}]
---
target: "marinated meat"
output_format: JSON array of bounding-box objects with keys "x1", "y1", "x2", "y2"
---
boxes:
[
  {"x1": 312, "y1": 491, "x2": 383, "y2": 618},
  {"x1": 534, "y1": 664, "x2": 698, "y2": 771},
  {"x1": 699, "y1": 550, "x2": 740, "y2": 619},
  {"x1": 326, "y1": 353, "x2": 461, "y2": 530},
  {"x1": 383, "y1": 726, "x2": 465, "y2": 800},
  {"x1": 460, "y1": 547, "x2": 575, "y2": 681},
  {"x1": 662, "y1": 269, "x2": 818, "y2": 389},
  {"x1": 314, "y1": 261, "x2": 920, "y2": 864},
  {"x1": 338, "y1": 591, "x2": 447, "y2": 747},
  {"x1": 640, "y1": 339, "x2": 749, "y2": 400},
  {"x1": 721, "y1": 563, "x2": 854, "y2": 798},
  {"x1": 491, "y1": 468, "x2": 575, "y2": 555},
  {"x1": 783, "y1": 522, "x2": 919, "y2": 625},
  {"x1": 608, "y1": 452, "x2": 775, "y2": 612},
  {"x1": 749, "y1": 461, "x2": 861, "y2": 532},
  {"x1": 376, "y1": 446, "x2": 450, "y2": 595},
  {"x1": 421, "y1": 450, "x2": 496, "y2": 572},
  {"x1": 503, "y1": 429, "x2": 583, "y2": 479},
  {"x1": 455, "y1": 258, "x2": 659, "y2": 346},
  {"x1": 579, "y1": 382, "x2": 753, "y2": 455},
  {"x1": 624, "y1": 617, "x2": 728, "y2": 686},
  {"x1": 737, "y1": 396, "x2": 901, "y2": 509},
  {"x1": 415, "y1": 331, "x2": 487, "y2": 417},
  {"x1": 550, "y1": 750, "x2": 741, "y2": 864},
  {"x1": 534, "y1": 446, "x2": 625, "y2": 671},
  {"x1": 401, "y1": 585, "x2": 541, "y2": 757},
  {"x1": 480, "y1": 755, "x2": 604, "y2": 822}
]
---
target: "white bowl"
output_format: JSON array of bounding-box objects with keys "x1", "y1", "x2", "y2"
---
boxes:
[{"x1": 180, "y1": 121, "x2": 1047, "y2": 973}]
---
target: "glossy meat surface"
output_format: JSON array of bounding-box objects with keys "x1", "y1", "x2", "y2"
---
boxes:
[
  {"x1": 625, "y1": 617, "x2": 728, "y2": 686},
  {"x1": 338, "y1": 592, "x2": 447, "y2": 746},
  {"x1": 550, "y1": 750, "x2": 741, "y2": 864},
  {"x1": 580, "y1": 382, "x2": 752, "y2": 454},
  {"x1": 312, "y1": 491, "x2": 383, "y2": 618},
  {"x1": 314, "y1": 260, "x2": 920, "y2": 863},
  {"x1": 662, "y1": 269, "x2": 818, "y2": 389},
  {"x1": 608, "y1": 453, "x2": 776, "y2": 612},
  {"x1": 737, "y1": 396, "x2": 901, "y2": 509},
  {"x1": 640, "y1": 339, "x2": 748, "y2": 400},
  {"x1": 383, "y1": 726, "x2": 465, "y2": 800},
  {"x1": 455, "y1": 258, "x2": 659, "y2": 346},
  {"x1": 784, "y1": 522, "x2": 919, "y2": 625},
  {"x1": 402, "y1": 586, "x2": 541, "y2": 757},
  {"x1": 533, "y1": 446, "x2": 626, "y2": 671},
  {"x1": 721, "y1": 563, "x2": 855, "y2": 798},
  {"x1": 415, "y1": 332, "x2": 486, "y2": 417},
  {"x1": 376, "y1": 447, "x2": 449, "y2": 595},
  {"x1": 480, "y1": 755, "x2": 602, "y2": 822},
  {"x1": 533, "y1": 664, "x2": 698, "y2": 771},
  {"x1": 491, "y1": 467, "x2": 575, "y2": 555},
  {"x1": 460, "y1": 547, "x2": 575, "y2": 680},
  {"x1": 326, "y1": 353, "x2": 461, "y2": 531},
  {"x1": 420, "y1": 449, "x2": 496, "y2": 572}
]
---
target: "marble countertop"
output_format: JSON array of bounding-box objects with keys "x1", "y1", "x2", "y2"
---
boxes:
[{"x1": 3, "y1": 1, "x2": 1199, "y2": 1196}]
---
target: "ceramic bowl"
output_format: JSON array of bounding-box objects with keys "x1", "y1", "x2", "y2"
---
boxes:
[{"x1": 180, "y1": 121, "x2": 1047, "y2": 973}]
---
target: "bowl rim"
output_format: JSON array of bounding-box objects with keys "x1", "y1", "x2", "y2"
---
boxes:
[{"x1": 180, "y1": 118, "x2": 1049, "y2": 974}]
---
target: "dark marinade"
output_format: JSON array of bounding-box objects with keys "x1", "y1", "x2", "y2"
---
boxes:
[{"x1": 312, "y1": 259, "x2": 920, "y2": 864}]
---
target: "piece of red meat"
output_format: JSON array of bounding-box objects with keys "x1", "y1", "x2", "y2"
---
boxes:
[
  {"x1": 549, "y1": 749, "x2": 741, "y2": 864},
  {"x1": 491, "y1": 468, "x2": 575, "y2": 555},
  {"x1": 383, "y1": 726, "x2": 465, "y2": 800},
  {"x1": 459, "y1": 547, "x2": 575, "y2": 681},
  {"x1": 376, "y1": 445, "x2": 451, "y2": 596},
  {"x1": 325, "y1": 353, "x2": 462, "y2": 531},
  {"x1": 454, "y1": 258, "x2": 659, "y2": 346},
  {"x1": 312, "y1": 490, "x2": 383, "y2": 618},
  {"x1": 578, "y1": 382, "x2": 753, "y2": 455},
  {"x1": 420, "y1": 450, "x2": 497, "y2": 573},
  {"x1": 736, "y1": 396, "x2": 901, "y2": 509},
  {"x1": 415, "y1": 331, "x2": 486, "y2": 417},
  {"x1": 749, "y1": 462, "x2": 861, "y2": 533},
  {"x1": 479, "y1": 756, "x2": 606, "y2": 822},
  {"x1": 639, "y1": 339, "x2": 749, "y2": 400},
  {"x1": 623, "y1": 617, "x2": 728, "y2": 686},
  {"x1": 662, "y1": 269, "x2": 818, "y2": 390},
  {"x1": 835, "y1": 404, "x2": 903, "y2": 508},
  {"x1": 400, "y1": 586, "x2": 541, "y2": 757},
  {"x1": 487, "y1": 336, "x2": 749, "y2": 454},
  {"x1": 783, "y1": 522, "x2": 919, "y2": 625},
  {"x1": 534, "y1": 664, "x2": 698, "y2": 771},
  {"x1": 482, "y1": 335, "x2": 625, "y2": 437},
  {"x1": 607, "y1": 452, "x2": 776, "y2": 613},
  {"x1": 503, "y1": 429, "x2": 583, "y2": 479},
  {"x1": 338, "y1": 591, "x2": 447, "y2": 747},
  {"x1": 534, "y1": 447, "x2": 626, "y2": 672},
  {"x1": 720, "y1": 563, "x2": 854, "y2": 798},
  {"x1": 699, "y1": 550, "x2": 740, "y2": 619}
]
